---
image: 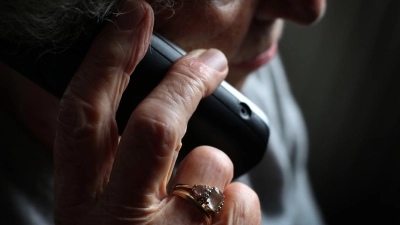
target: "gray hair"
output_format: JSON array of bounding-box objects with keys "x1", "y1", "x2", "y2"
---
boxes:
[{"x1": 0, "y1": 0, "x2": 176, "y2": 47}]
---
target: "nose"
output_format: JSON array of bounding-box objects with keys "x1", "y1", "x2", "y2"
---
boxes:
[{"x1": 256, "y1": 0, "x2": 326, "y2": 25}]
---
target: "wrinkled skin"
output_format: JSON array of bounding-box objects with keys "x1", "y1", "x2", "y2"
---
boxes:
[
  {"x1": 53, "y1": 0, "x2": 326, "y2": 224},
  {"x1": 0, "y1": 0, "x2": 327, "y2": 224},
  {"x1": 53, "y1": 1, "x2": 260, "y2": 224}
]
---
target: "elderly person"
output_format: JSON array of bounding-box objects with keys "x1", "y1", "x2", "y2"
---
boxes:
[{"x1": 0, "y1": 0, "x2": 326, "y2": 224}]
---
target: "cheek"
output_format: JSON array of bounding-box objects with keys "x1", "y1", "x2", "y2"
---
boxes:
[{"x1": 154, "y1": 1, "x2": 257, "y2": 58}]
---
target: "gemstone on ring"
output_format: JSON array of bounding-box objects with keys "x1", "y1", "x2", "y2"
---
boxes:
[
  {"x1": 171, "y1": 184, "x2": 226, "y2": 225},
  {"x1": 193, "y1": 184, "x2": 208, "y2": 198},
  {"x1": 207, "y1": 187, "x2": 224, "y2": 212},
  {"x1": 192, "y1": 185, "x2": 224, "y2": 213}
]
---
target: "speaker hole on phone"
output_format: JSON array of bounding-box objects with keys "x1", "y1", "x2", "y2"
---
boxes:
[{"x1": 239, "y1": 102, "x2": 252, "y2": 119}]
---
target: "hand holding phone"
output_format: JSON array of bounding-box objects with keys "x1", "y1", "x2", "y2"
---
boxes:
[
  {"x1": 118, "y1": 34, "x2": 270, "y2": 177},
  {"x1": 0, "y1": 33, "x2": 269, "y2": 178},
  {"x1": 0, "y1": 5, "x2": 265, "y2": 224}
]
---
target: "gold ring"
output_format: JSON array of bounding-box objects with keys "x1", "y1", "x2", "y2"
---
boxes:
[{"x1": 171, "y1": 184, "x2": 225, "y2": 225}]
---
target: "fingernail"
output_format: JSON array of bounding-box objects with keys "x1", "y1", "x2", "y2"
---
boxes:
[
  {"x1": 115, "y1": 0, "x2": 145, "y2": 31},
  {"x1": 196, "y1": 49, "x2": 227, "y2": 72}
]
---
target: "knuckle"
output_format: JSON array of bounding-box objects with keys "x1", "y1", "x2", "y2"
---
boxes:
[
  {"x1": 158, "y1": 78, "x2": 195, "y2": 112},
  {"x1": 57, "y1": 91, "x2": 112, "y2": 141},
  {"x1": 151, "y1": 58, "x2": 215, "y2": 116},
  {"x1": 87, "y1": 37, "x2": 125, "y2": 70},
  {"x1": 192, "y1": 147, "x2": 234, "y2": 178},
  {"x1": 171, "y1": 57, "x2": 216, "y2": 97},
  {"x1": 127, "y1": 111, "x2": 181, "y2": 157},
  {"x1": 71, "y1": 53, "x2": 131, "y2": 114},
  {"x1": 212, "y1": 149, "x2": 234, "y2": 175}
]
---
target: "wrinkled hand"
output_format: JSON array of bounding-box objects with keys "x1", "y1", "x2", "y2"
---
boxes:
[{"x1": 53, "y1": 0, "x2": 261, "y2": 224}]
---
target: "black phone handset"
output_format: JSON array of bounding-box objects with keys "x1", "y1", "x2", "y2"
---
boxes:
[{"x1": 0, "y1": 33, "x2": 270, "y2": 178}]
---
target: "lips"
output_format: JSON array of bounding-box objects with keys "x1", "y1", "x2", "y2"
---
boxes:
[{"x1": 229, "y1": 43, "x2": 278, "y2": 71}]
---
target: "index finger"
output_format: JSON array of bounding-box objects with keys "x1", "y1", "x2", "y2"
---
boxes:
[
  {"x1": 54, "y1": 0, "x2": 153, "y2": 218},
  {"x1": 104, "y1": 49, "x2": 228, "y2": 208}
]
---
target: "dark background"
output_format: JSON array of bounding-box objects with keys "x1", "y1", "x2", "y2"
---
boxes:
[{"x1": 280, "y1": 0, "x2": 400, "y2": 224}]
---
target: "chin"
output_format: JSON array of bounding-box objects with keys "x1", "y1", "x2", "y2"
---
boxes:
[
  {"x1": 227, "y1": 40, "x2": 279, "y2": 88},
  {"x1": 229, "y1": 20, "x2": 282, "y2": 67}
]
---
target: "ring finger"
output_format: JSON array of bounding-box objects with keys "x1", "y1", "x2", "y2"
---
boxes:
[{"x1": 166, "y1": 146, "x2": 260, "y2": 225}]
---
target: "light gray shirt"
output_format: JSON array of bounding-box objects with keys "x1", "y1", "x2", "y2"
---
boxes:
[{"x1": 238, "y1": 54, "x2": 324, "y2": 225}]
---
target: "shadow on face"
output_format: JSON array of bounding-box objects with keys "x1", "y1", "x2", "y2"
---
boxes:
[{"x1": 149, "y1": 0, "x2": 326, "y2": 85}]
